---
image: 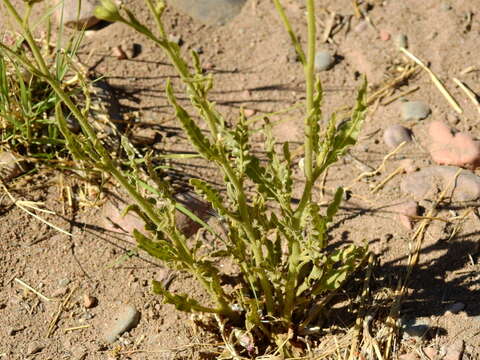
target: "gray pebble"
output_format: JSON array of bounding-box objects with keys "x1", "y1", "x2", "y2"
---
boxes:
[
  {"x1": 441, "y1": 2, "x2": 452, "y2": 11},
  {"x1": 383, "y1": 124, "x2": 412, "y2": 148},
  {"x1": 394, "y1": 33, "x2": 408, "y2": 49},
  {"x1": 104, "y1": 304, "x2": 140, "y2": 343},
  {"x1": 26, "y1": 342, "x2": 44, "y2": 355},
  {"x1": 58, "y1": 278, "x2": 71, "y2": 287},
  {"x1": 402, "y1": 318, "x2": 429, "y2": 338},
  {"x1": 401, "y1": 100, "x2": 431, "y2": 121},
  {"x1": 445, "y1": 302, "x2": 465, "y2": 314},
  {"x1": 314, "y1": 51, "x2": 335, "y2": 72},
  {"x1": 54, "y1": 0, "x2": 100, "y2": 29},
  {"x1": 0, "y1": 151, "x2": 25, "y2": 182},
  {"x1": 401, "y1": 166, "x2": 480, "y2": 201},
  {"x1": 170, "y1": 0, "x2": 247, "y2": 26}
]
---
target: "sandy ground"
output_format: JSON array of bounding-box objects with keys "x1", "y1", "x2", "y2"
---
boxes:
[{"x1": 2, "y1": 0, "x2": 480, "y2": 358}]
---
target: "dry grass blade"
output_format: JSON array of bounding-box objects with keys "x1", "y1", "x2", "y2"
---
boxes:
[
  {"x1": 14, "y1": 278, "x2": 52, "y2": 302},
  {"x1": 382, "y1": 168, "x2": 462, "y2": 358},
  {"x1": 47, "y1": 286, "x2": 77, "y2": 337},
  {"x1": 452, "y1": 77, "x2": 480, "y2": 115},
  {"x1": 400, "y1": 47, "x2": 463, "y2": 114},
  {"x1": 1, "y1": 182, "x2": 72, "y2": 236}
]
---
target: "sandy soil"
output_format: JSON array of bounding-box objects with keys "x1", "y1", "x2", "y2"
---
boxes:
[{"x1": 2, "y1": 0, "x2": 480, "y2": 358}]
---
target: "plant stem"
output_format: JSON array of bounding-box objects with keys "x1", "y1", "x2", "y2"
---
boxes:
[
  {"x1": 284, "y1": 0, "x2": 316, "y2": 322},
  {"x1": 272, "y1": 0, "x2": 306, "y2": 65},
  {"x1": 303, "y1": 0, "x2": 316, "y2": 187}
]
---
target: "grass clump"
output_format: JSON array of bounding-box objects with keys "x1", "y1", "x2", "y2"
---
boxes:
[{"x1": 2, "y1": 0, "x2": 369, "y2": 357}]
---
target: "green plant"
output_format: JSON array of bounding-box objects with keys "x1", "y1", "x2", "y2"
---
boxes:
[
  {"x1": 0, "y1": 23, "x2": 84, "y2": 163},
  {"x1": 1, "y1": 0, "x2": 368, "y2": 356}
]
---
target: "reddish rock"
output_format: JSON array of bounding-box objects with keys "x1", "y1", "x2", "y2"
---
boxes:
[
  {"x1": 423, "y1": 347, "x2": 440, "y2": 360},
  {"x1": 380, "y1": 29, "x2": 391, "y2": 41},
  {"x1": 102, "y1": 191, "x2": 213, "y2": 239},
  {"x1": 444, "y1": 340, "x2": 464, "y2": 360},
  {"x1": 83, "y1": 294, "x2": 97, "y2": 309},
  {"x1": 428, "y1": 121, "x2": 480, "y2": 168},
  {"x1": 393, "y1": 200, "x2": 419, "y2": 230}
]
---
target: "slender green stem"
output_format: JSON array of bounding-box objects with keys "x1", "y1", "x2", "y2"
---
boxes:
[
  {"x1": 284, "y1": 0, "x2": 317, "y2": 322},
  {"x1": 303, "y1": 0, "x2": 316, "y2": 187},
  {"x1": 272, "y1": 0, "x2": 306, "y2": 65},
  {"x1": 143, "y1": 0, "x2": 166, "y2": 38}
]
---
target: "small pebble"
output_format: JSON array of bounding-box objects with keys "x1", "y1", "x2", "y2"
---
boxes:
[
  {"x1": 394, "y1": 200, "x2": 419, "y2": 230},
  {"x1": 401, "y1": 100, "x2": 431, "y2": 121},
  {"x1": 83, "y1": 294, "x2": 98, "y2": 309},
  {"x1": 0, "y1": 151, "x2": 25, "y2": 182},
  {"x1": 399, "y1": 159, "x2": 418, "y2": 173},
  {"x1": 168, "y1": 34, "x2": 182, "y2": 45},
  {"x1": 441, "y1": 2, "x2": 452, "y2": 11},
  {"x1": 444, "y1": 340, "x2": 464, "y2": 360},
  {"x1": 131, "y1": 128, "x2": 158, "y2": 146},
  {"x1": 445, "y1": 302, "x2": 465, "y2": 315},
  {"x1": 51, "y1": 287, "x2": 69, "y2": 298},
  {"x1": 395, "y1": 33, "x2": 408, "y2": 48},
  {"x1": 26, "y1": 342, "x2": 44, "y2": 355},
  {"x1": 379, "y1": 29, "x2": 391, "y2": 41},
  {"x1": 58, "y1": 278, "x2": 71, "y2": 287},
  {"x1": 383, "y1": 124, "x2": 412, "y2": 148},
  {"x1": 104, "y1": 304, "x2": 140, "y2": 343},
  {"x1": 314, "y1": 50, "x2": 335, "y2": 71},
  {"x1": 423, "y1": 347, "x2": 440, "y2": 360},
  {"x1": 112, "y1": 45, "x2": 128, "y2": 60},
  {"x1": 243, "y1": 108, "x2": 256, "y2": 117}
]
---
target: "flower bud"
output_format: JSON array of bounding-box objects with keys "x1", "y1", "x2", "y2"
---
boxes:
[{"x1": 94, "y1": 0, "x2": 122, "y2": 22}]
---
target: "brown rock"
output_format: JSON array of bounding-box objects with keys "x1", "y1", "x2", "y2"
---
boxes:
[
  {"x1": 102, "y1": 191, "x2": 213, "y2": 239},
  {"x1": 423, "y1": 347, "x2": 440, "y2": 360},
  {"x1": 83, "y1": 294, "x2": 97, "y2": 308},
  {"x1": 0, "y1": 151, "x2": 25, "y2": 182},
  {"x1": 131, "y1": 127, "x2": 158, "y2": 145},
  {"x1": 112, "y1": 45, "x2": 128, "y2": 60},
  {"x1": 393, "y1": 200, "x2": 418, "y2": 230},
  {"x1": 444, "y1": 340, "x2": 464, "y2": 360}
]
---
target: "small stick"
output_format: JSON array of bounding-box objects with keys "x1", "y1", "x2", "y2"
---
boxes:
[
  {"x1": 47, "y1": 286, "x2": 77, "y2": 337},
  {"x1": 14, "y1": 278, "x2": 51, "y2": 302},
  {"x1": 352, "y1": 0, "x2": 361, "y2": 18},
  {"x1": 382, "y1": 85, "x2": 420, "y2": 106},
  {"x1": 460, "y1": 66, "x2": 476, "y2": 75},
  {"x1": 350, "y1": 141, "x2": 406, "y2": 185},
  {"x1": 453, "y1": 77, "x2": 480, "y2": 115},
  {"x1": 321, "y1": 11, "x2": 336, "y2": 43},
  {"x1": 400, "y1": 47, "x2": 463, "y2": 114},
  {"x1": 371, "y1": 166, "x2": 404, "y2": 193},
  {"x1": 64, "y1": 324, "x2": 91, "y2": 333}
]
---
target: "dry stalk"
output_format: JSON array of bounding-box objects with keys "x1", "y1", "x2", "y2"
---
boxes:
[
  {"x1": 382, "y1": 168, "x2": 462, "y2": 358},
  {"x1": 14, "y1": 278, "x2": 51, "y2": 302},
  {"x1": 400, "y1": 47, "x2": 463, "y2": 114},
  {"x1": 452, "y1": 77, "x2": 480, "y2": 115}
]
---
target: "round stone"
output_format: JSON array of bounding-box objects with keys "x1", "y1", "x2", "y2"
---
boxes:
[
  {"x1": 314, "y1": 51, "x2": 335, "y2": 72},
  {"x1": 400, "y1": 101, "x2": 431, "y2": 121},
  {"x1": 394, "y1": 33, "x2": 408, "y2": 49},
  {"x1": 383, "y1": 124, "x2": 412, "y2": 148}
]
